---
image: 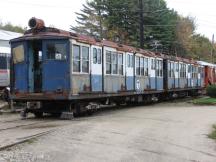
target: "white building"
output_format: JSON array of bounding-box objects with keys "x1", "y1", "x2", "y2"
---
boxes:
[
  {"x1": 0, "y1": 30, "x2": 22, "y2": 88},
  {"x1": 0, "y1": 29, "x2": 22, "y2": 53}
]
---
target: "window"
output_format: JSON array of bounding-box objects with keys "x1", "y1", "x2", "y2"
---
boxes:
[
  {"x1": 82, "y1": 46, "x2": 89, "y2": 73},
  {"x1": 38, "y1": 51, "x2": 43, "y2": 62},
  {"x1": 144, "y1": 58, "x2": 149, "y2": 76},
  {"x1": 13, "y1": 44, "x2": 24, "y2": 64},
  {"x1": 112, "y1": 52, "x2": 118, "y2": 74},
  {"x1": 180, "y1": 64, "x2": 183, "y2": 78},
  {"x1": 183, "y1": 64, "x2": 186, "y2": 78},
  {"x1": 151, "y1": 59, "x2": 155, "y2": 70},
  {"x1": 130, "y1": 55, "x2": 133, "y2": 68},
  {"x1": 168, "y1": 62, "x2": 171, "y2": 77},
  {"x1": 118, "y1": 53, "x2": 123, "y2": 75},
  {"x1": 106, "y1": 51, "x2": 111, "y2": 74},
  {"x1": 136, "y1": 56, "x2": 140, "y2": 75},
  {"x1": 73, "y1": 45, "x2": 80, "y2": 72},
  {"x1": 159, "y1": 60, "x2": 163, "y2": 77},
  {"x1": 188, "y1": 65, "x2": 191, "y2": 73},
  {"x1": 127, "y1": 54, "x2": 130, "y2": 67},
  {"x1": 93, "y1": 48, "x2": 102, "y2": 64},
  {"x1": 127, "y1": 54, "x2": 133, "y2": 68},
  {"x1": 93, "y1": 48, "x2": 97, "y2": 64},
  {"x1": 140, "y1": 58, "x2": 144, "y2": 76},
  {"x1": 47, "y1": 43, "x2": 67, "y2": 60},
  {"x1": 106, "y1": 51, "x2": 124, "y2": 75},
  {"x1": 73, "y1": 45, "x2": 89, "y2": 73},
  {"x1": 176, "y1": 63, "x2": 179, "y2": 72},
  {"x1": 157, "y1": 60, "x2": 163, "y2": 77},
  {"x1": 0, "y1": 55, "x2": 8, "y2": 69},
  {"x1": 171, "y1": 62, "x2": 175, "y2": 78},
  {"x1": 98, "y1": 49, "x2": 102, "y2": 64}
]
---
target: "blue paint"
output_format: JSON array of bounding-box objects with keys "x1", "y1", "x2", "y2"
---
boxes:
[
  {"x1": 42, "y1": 40, "x2": 70, "y2": 92},
  {"x1": 188, "y1": 79, "x2": 191, "y2": 87},
  {"x1": 144, "y1": 78, "x2": 150, "y2": 90},
  {"x1": 91, "y1": 75, "x2": 102, "y2": 92},
  {"x1": 113, "y1": 82, "x2": 119, "y2": 92},
  {"x1": 13, "y1": 42, "x2": 28, "y2": 92},
  {"x1": 168, "y1": 78, "x2": 175, "y2": 89},
  {"x1": 175, "y1": 79, "x2": 179, "y2": 88},
  {"x1": 192, "y1": 79, "x2": 198, "y2": 87},
  {"x1": 14, "y1": 65, "x2": 28, "y2": 92},
  {"x1": 198, "y1": 79, "x2": 201, "y2": 87},
  {"x1": 28, "y1": 44, "x2": 34, "y2": 92},
  {"x1": 180, "y1": 79, "x2": 186, "y2": 88},
  {"x1": 126, "y1": 76, "x2": 134, "y2": 90},
  {"x1": 150, "y1": 77, "x2": 156, "y2": 90},
  {"x1": 156, "y1": 78, "x2": 163, "y2": 90}
]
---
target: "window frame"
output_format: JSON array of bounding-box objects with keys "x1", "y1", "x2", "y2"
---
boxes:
[
  {"x1": 12, "y1": 44, "x2": 25, "y2": 64},
  {"x1": 72, "y1": 44, "x2": 90, "y2": 74},
  {"x1": 136, "y1": 56, "x2": 141, "y2": 76},
  {"x1": 144, "y1": 58, "x2": 149, "y2": 77},
  {"x1": 45, "y1": 41, "x2": 68, "y2": 61},
  {"x1": 127, "y1": 54, "x2": 133, "y2": 68},
  {"x1": 106, "y1": 50, "x2": 124, "y2": 76},
  {"x1": 151, "y1": 58, "x2": 156, "y2": 70},
  {"x1": 118, "y1": 53, "x2": 124, "y2": 75},
  {"x1": 93, "y1": 48, "x2": 102, "y2": 65}
]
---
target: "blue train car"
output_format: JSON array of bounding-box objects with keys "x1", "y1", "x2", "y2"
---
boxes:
[{"x1": 10, "y1": 18, "x2": 205, "y2": 118}]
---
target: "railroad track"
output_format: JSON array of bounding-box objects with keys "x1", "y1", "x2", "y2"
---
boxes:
[
  {"x1": 0, "y1": 130, "x2": 54, "y2": 151},
  {"x1": 0, "y1": 116, "x2": 72, "y2": 152},
  {"x1": 0, "y1": 121, "x2": 51, "y2": 132}
]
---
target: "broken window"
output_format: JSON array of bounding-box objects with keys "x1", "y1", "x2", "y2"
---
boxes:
[
  {"x1": 13, "y1": 45, "x2": 24, "y2": 64},
  {"x1": 93, "y1": 48, "x2": 102, "y2": 64},
  {"x1": 46, "y1": 43, "x2": 67, "y2": 60}
]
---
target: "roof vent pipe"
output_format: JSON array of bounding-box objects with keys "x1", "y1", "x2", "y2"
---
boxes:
[{"x1": 28, "y1": 17, "x2": 45, "y2": 30}]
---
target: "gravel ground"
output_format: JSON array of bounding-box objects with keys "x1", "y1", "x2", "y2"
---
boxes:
[{"x1": 1, "y1": 100, "x2": 216, "y2": 162}]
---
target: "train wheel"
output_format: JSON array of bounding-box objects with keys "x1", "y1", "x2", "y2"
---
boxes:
[
  {"x1": 51, "y1": 113, "x2": 61, "y2": 118},
  {"x1": 34, "y1": 112, "x2": 43, "y2": 118}
]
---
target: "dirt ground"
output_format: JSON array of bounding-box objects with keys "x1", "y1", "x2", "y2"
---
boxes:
[{"x1": 1, "y1": 100, "x2": 216, "y2": 162}]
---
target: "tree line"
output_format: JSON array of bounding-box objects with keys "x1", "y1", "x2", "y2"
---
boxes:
[
  {"x1": 0, "y1": 21, "x2": 26, "y2": 33},
  {"x1": 71, "y1": 0, "x2": 215, "y2": 62}
]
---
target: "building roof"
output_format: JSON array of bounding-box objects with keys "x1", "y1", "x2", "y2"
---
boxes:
[
  {"x1": 0, "y1": 29, "x2": 22, "y2": 41},
  {"x1": 0, "y1": 47, "x2": 10, "y2": 54}
]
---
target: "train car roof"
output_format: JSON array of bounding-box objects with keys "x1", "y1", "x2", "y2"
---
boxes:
[
  {"x1": 197, "y1": 61, "x2": 216, "y2": 67},
  {"x1": 11, "y1": 27, "x2": 200, "y2": 64}
]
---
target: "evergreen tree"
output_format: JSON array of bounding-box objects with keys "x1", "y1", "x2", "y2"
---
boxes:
[
  {"x1": 0, "y1": 21, "x2": 26, "y2": 33},
  {"x1": 72, "y1": 0, "x2": 212, "y2": 59},
  {"x1": 71, "y1": 0, "x2": 107, "y2": 39}
]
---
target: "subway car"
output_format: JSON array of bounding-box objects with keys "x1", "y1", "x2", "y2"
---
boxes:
[
  {"x1": 0, "y1": 46, "x2": 10, "y2": 100},
  {"x1": 10, "y1": 18, "x2": 206, "y2": 118}
]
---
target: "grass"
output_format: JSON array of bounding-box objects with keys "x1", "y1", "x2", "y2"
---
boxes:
[
  {"x1": 193, "y1": 97, "x2": 216, "y2": 105},
  {"x1": 208, "y1": 125, "x2": 216, "y2": 140}
]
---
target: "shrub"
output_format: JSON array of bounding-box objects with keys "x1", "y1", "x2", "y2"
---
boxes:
[{"x1": 207, "y1": 85, "x2": 216, "y2": 98}]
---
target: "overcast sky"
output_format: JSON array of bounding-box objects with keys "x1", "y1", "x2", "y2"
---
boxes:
[{"x1": 0, "y1": 0, "x2": 215, "y2": 40}]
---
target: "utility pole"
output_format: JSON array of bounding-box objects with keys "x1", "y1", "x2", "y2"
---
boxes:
[
  {"x1": 211, "y1": 34, "x2": 215, "y2": 63},
  {"x1": 139, "y1": 0, "x2": 144, "y2": 49}
]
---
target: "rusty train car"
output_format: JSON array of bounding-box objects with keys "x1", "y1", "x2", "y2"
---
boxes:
[{"x1": 9, "y1": 18, "x2": 213, "y2": 117}]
